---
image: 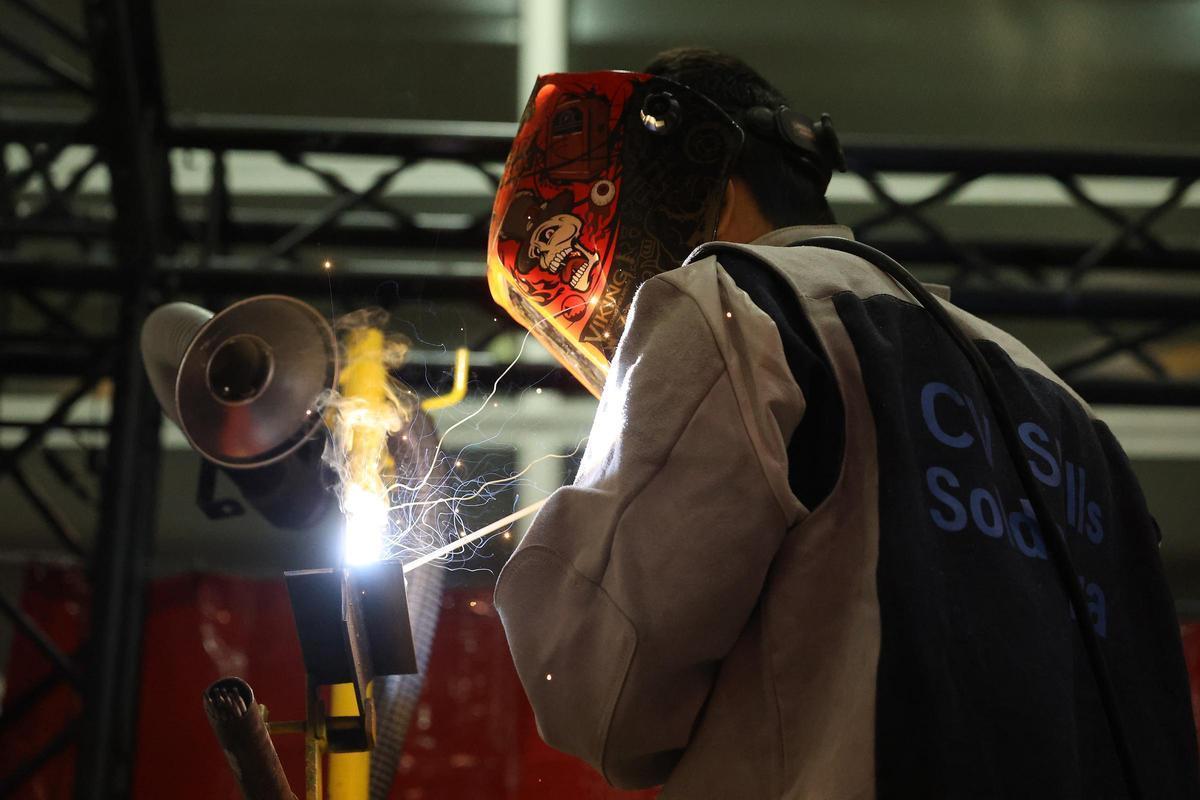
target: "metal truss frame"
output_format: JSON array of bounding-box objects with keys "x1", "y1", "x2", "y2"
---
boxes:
[
  {"x1": 3, "y1": 112, "x2": 1198, "y2": 403},
  {"x1": 1, "y1": 0, "x2": 170, "y2": 797},
  {"x1": 0, "y1": 3, "x2": 1199, "y2": 794}
]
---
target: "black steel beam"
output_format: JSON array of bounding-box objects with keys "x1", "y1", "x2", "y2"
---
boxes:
[
  {"x1": 875, "y1": 240, "x2": 1199, "y2": 274},
  {"x1": 0, "y1": 419, "x2": 108, "y2": 430},
  {"x1": 0, "y1": 106, "x2": 98, "y2": 142},
  {"x1": 1071, "y1": 380, "x2": 1200, "y2": 407},
  {"x1": 5, "y1": 257, "x2": 1198, "y2": 321},
  {"x1": 12, "y1": 466, "x2": 87, "y2": 557},
  {"x1": 73, "y1": 0, "x2": 170, "y2": 796},
  {"x1": 3, "y1": 222, "x2": 1194, "y2": 273},
  {"x1": 1, "y1": 345, "x2": 114, "y2": 374},
  {"x1": 169, "y1": 113, "x2": 516, "y2": 161},
  {"x1": 8, "y1": 106, "x2": 1200, "y2": 177},
  {"x1": 844, "y1": 139, "x2": 1200, "y2": 179},
  {"x1": 948, "y1": 288, "x2": 1200, "y2": 321},
  {"x1": 0, "y1": 257, "x2": 498, "y2": 304}
]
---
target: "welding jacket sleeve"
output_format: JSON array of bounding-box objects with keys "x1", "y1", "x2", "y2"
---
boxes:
[{"x1": 494, "y1": 261, "x2": 807, "y2": 790}]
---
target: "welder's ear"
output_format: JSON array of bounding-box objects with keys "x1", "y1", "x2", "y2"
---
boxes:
[{"x1": 716, "y1": 178, "x2": 737, "y2": 241}]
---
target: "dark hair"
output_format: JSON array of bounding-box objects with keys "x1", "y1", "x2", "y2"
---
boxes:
[{"x1": 643, "y1": 47, "x2": 835, "y2": 228}]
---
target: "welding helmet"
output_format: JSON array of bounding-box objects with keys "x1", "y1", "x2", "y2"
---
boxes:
[{"x1": 487, "y1": 71, "x2": 744, "y2": 397}]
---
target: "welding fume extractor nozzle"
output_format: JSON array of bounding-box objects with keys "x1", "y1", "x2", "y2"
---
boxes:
[{"x1": 140, "y1": 294, "x2": 338, "y2": 528}]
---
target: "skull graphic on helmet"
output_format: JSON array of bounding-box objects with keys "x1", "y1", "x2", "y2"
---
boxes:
[{"x1": 500, "y1": 190, "x2": 599, "y2": 292}]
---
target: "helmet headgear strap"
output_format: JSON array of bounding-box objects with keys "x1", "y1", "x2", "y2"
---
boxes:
[{"x1": 741, "y1": 105, "x2": 846, "y2": 190}]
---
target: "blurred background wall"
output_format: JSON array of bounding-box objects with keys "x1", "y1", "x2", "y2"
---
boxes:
[{"x1": 0, "y1": 0, "x2": 1198, "y2": 797}]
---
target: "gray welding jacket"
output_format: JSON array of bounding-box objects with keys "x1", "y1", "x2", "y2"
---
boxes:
[{"x1": 494, "y1": 226, "x2": 1198, "y2": 799}]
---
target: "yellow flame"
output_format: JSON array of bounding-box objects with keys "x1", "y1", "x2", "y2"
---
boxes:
[{"x1": 334, "y1": 326, "x2": 409, "y2": 564}]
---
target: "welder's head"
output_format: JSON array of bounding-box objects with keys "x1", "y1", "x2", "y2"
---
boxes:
[
  {"x1": 487, "y1": 51, "x2": 844, "y2": 397},
  {"x1": 644, "y1": 47, "x2": 841, "y2": 230}
]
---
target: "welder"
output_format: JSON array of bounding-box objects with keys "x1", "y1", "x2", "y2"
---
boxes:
[{"x1": 486, "y1": 48, "x2": 1199, "y2": 798}]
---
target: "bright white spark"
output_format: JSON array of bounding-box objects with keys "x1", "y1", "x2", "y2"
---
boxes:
[
  {"x1": 343, "y1": 484, "x2": 389, "y2": 565},
  {"x1": 402, "y1": 498, "x2": 548, "y2": 574},
  {"x1": 367, "y1": 304, "x2": 594, "y2": 567}
]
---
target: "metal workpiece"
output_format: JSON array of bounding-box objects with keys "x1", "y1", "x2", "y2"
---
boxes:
[{"x1": 284, "y1": 562, "x2": 419, "y2": 700}]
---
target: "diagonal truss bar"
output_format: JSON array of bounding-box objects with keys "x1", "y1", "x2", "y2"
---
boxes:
[
  {"x1": 0, "y1": 592, "x2": 82, "y2": 685},
  {"x1": 853, "y1": 171, "x2": 980, "y2": 238},
  {"x1": 1063, "y1": 176, "x2": 1196, "y2": 286},
  {"x1": 0, "y1": 654, "x2": 80, "y2": 733},
  {"x1": 4, "y1": 0, "x2": 88, "y2": 51},
  {"x1": 857, "y1": 167, "x2": 995, "y2": 282},
  {"x1": 1091, "y1": 320, "x2": 1172, "y2": 379},
  {"x1": 0, "y1": 348, "x2": 111, "y2": 478},
  {"x1": 0, "y1": 719, "x2": 80, "y2": 797},
  {"x1": 21, "y1": 143, "x2": 102, "y2": 219},
  {"x1": 1, "y1": 139, "x2": 72, "y2": 196},
  {"x1": 282, "y1": 152, "x2": 414, "y2": 229},
  {"x1": 259, "y1": 161, "x2": 407, "y2": 263},
  {"x1": 0, "y1": 29, "x2": 91, "y2": 94},
  {"x1": 42, "y1": 447, "x2": 99, "y2": 502},
  {"x1": 1057, "y1": 175, "x2": 1167, "y2": 253},
  {"x1": 1052, "y1": 320, "x2": 1186, "y2": 381},
  {"x1": 12, "y1": 465, "x2": 87, "y2": 557},
  {"x1": 15, "y1": 288, "x2": 87, "y2": 336}
]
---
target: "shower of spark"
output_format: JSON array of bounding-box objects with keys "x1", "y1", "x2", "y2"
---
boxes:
[
  {"x1": 402, "y1": 498, "x2": 548, "y2": 574},
  {"x1": 320, "y1": 302, "x2": 592, "y2": 572}
]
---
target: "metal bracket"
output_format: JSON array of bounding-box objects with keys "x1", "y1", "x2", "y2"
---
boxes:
[{"x1": 195, "y1": 458, "x2": 245, "y2": 520}]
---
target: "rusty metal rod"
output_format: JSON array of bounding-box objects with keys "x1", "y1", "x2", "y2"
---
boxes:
[{"x1": 203, "y1": 677, "x2": 298, "y2": 800}]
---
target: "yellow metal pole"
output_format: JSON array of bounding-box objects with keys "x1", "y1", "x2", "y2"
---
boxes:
[
  {"x1": 327, "y1": 682, "x2": 370, "y2": 799},
  {"x1": 328, "y1": 327, "x2": 390, "y2": 799}
]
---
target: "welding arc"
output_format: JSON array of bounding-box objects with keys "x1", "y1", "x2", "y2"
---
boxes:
[{"x1": 402, "y1": 498, "x2": 548, "y2": 574}]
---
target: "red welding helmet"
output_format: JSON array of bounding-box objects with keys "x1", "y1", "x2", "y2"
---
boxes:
[{"x1": 487, "y1": 71, "x2": 744, "y2": 397}]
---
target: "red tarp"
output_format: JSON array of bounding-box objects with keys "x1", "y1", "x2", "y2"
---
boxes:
[
  {"x1": 0, "y1": 568, "x2": 657, "y2": 799},
  {"x1": 3, "y1": 566, "x2": 1199, "y2": 798}
]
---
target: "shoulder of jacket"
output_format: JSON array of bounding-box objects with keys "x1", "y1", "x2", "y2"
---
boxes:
[
  {"x1": 690, "y1": 241, "x2": 907, "y2": 303},
  {"x1": 646, "y1": 256, "x2": 785, "y2": 333}
]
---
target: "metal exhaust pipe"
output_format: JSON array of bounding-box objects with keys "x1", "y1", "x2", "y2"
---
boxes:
[{"x1": 203, "y1": 677, "x2": 298, "y2": 800}]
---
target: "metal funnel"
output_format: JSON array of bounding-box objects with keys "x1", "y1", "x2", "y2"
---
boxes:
[{"x1": 149, "y1": 294, "x2": 338, "y2": 469}]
